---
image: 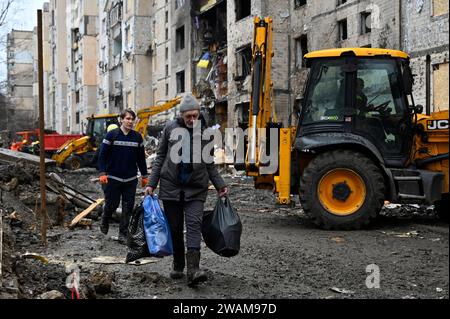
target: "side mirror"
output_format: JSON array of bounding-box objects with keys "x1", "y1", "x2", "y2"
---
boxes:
[{"x1": 414, "y1": 104, "x2": 424, "y2": 114}]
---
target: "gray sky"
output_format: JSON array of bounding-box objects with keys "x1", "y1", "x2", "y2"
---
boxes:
[
  {"x1": 8, "y1": 0, "x2": 48, "y2": 30},
  {"x1": 0, "y1": 0, "x2": 47, "y2": 87}
]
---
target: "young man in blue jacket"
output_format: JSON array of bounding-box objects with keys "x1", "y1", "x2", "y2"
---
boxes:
[{"x1": 98, "y1": 109, "x2": 149, "y2": 244}]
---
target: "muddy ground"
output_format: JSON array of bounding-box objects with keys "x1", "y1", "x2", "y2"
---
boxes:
[{"x1": 0, "y1": 162, "x2": 448, "y2": 300}]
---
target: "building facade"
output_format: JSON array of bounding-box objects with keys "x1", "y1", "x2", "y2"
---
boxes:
[
  {"x1": 97, "y1": 0, "x2": 154, "y2": 116},
  {"x1": 47, "y1": 0, "x2": 70, "y2": 133},
  {"x1": 401, "y1": 0, "x2": 449, "y2": 111},
  {"x1": 66, "y1": 0, "x2": 99, "y2": 133},
  {"x1": 6, "y1": 30, "x2": 36, "y2": 132},
  {"x1": 27, "y1": 0, "x2": 448, "y2": 135}
]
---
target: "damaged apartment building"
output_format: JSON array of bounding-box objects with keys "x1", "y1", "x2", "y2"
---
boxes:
[
  {"x1": 11, "y1": 0, "x2": 447, "y2": 136},
  {"x1": 66, "y1": 0, "x2": 99, "y2": 134},
  {"x1": 192, "y1": 0, "x2": 448, "y2": 131},
  {"x1": 6, "y1": 30, "x2": 37, "y2": 132},
  {"x1": 290, "y1": 0, "x2": 448, "y2": 113},
  {"x1": 191, "y1": 0, "x2": 293, "y2": 131},
  {"x1": 97, "y1": 0, "x2": 153, "y2": 116}
]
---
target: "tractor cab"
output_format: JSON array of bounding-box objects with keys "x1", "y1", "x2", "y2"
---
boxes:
[
  {"x1": 85, "y1": 114, "x2": 120, "y2": 149},
  {"x1": 297, "y1": 48, "x2": 416, "y2": 168}
]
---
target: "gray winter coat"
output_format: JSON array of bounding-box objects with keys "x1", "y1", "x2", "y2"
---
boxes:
[{"x1": 149, "y1": 117, "x2": 226, "y2": 202}]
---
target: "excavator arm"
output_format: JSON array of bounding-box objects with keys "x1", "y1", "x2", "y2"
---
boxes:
[
  {"x1": 135, "y1": 97, "x2": 182, "y2": 138},
  {"x1": 245, "y1": 17, "x2": 293, "y2": 204},
  {"x1": 246, "y1": 17, "x2": 275, "y2": 173}
]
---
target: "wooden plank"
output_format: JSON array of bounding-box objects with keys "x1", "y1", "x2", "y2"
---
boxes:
[
  {"x1": 0, "y1": 148, "x2": 55, "y2": 166},
  {"x1": 69, "y1": 198, "x2": 104, "y2": 228}
]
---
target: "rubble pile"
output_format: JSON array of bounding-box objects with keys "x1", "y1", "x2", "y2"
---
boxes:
[{"x1": 0, "y1": 160, "x2": 107, "y2": 299}]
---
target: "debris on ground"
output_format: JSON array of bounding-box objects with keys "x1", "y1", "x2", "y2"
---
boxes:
[
  {"x1": 0, "y1": 159, "x2": 447, "y2": 299},
  {"x1": 330, "y1": 287, "x2": 355, "y2": 294}
]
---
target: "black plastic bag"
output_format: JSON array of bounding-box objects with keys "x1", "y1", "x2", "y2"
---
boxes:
[
  {"x1": 202, "y1": 197, "x2": 242, "y2": 257},
  {"x1": 125, "y1": 202, "x2": 152, "y2": 263}
]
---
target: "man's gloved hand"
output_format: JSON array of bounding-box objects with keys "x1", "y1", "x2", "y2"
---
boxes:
[
  {"x1": 99, "y1": 175, "x2": 108, "y2": 185},
  {"x1": 141, "y1": 176, "x2": 149, "y2": 188}
]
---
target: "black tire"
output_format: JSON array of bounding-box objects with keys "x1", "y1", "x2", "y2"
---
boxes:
[
  {"x1": 299, "y1": 150, "x2": 385, "y2": 230},
  {"x1": 64, "y1": 155, "x2": 84, "y2": 170},
  {"x1": 434, "y1": 194, "x2": 449, "y2": 222}
]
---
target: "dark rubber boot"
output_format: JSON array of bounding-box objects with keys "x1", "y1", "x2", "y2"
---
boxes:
[
  {"x1": 186, "y1": 250, "x2": 207, "y2": 287},
  {"x1": 170, "y1": 260, "x2": 185, "y2": 279},
  {"x1": 100, "y1": 213, "x2": 109, "y2": 235},
  {"x1": 118, "y1": 232, "x2": 127, "y2": 245}
]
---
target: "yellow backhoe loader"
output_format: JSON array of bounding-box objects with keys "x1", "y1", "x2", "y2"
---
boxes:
[
  {"x1": 52, "y1": 97, "x2": 181, "y2": 170},
  {"x1": 244, "y1": 17, "x2": 448, "y2": 229}
]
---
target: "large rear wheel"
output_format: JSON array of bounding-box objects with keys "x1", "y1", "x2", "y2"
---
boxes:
[{"x1": 299, "y1": 150, "x2": 385, "y2": 230}]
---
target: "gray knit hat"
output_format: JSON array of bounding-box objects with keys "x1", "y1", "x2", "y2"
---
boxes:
[{"x1": 180, "y1": 93, "x2": 200, "y2": 112}]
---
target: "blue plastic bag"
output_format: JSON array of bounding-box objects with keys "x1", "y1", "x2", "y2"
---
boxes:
[{"x1": 143, "y1": 195, "x2": 173, "y2": 257}]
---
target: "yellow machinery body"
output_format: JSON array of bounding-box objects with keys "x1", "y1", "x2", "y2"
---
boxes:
[{"x1": 245, "y1": 16, "x2": 449, "y2": 229}]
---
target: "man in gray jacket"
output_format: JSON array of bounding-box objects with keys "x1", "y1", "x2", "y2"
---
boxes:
[{"x1": 145, "y1": 93, "x2": 228, "y2": 287}]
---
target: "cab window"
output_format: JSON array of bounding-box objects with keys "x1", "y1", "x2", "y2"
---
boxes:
[{"x1": 302, "y1": 59, "x2": 346, "y2": 124}]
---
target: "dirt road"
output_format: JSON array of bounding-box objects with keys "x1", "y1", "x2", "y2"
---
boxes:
[{"x1": 0, "y1": 167, "x2": 448, "y2": 299}]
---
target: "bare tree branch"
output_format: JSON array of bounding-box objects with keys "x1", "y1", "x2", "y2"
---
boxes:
[{"x1": 0, "y1": 0, "x2": 14, "y2": 28}]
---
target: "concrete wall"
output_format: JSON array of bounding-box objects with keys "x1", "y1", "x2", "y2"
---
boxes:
[
  {"x1": 402, "y1": 0, "x2": 449, "y2": 111},
  {"x1": 6, "y1": 30, "x2": 36, "y2": 132}
]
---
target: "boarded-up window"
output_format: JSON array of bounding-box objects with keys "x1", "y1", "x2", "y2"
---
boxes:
[
  {"x1": 433, "y1": 63, "x2": 449, "y2": 111},
  {"x1": 433, "y1": 0, "x2": 449, "y2": 16}
]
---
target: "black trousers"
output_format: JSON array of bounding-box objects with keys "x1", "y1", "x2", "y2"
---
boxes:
[
  {"x1": 163, "y1": 194, "x2": 205, "y2": 259},
  {"x1": 103, "y1": 178, "x2": 138, "y2": 236}
]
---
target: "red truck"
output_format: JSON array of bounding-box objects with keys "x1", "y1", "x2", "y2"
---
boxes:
[{"x1": 10, "y1": 130, "x2": 83, "y2": 155}]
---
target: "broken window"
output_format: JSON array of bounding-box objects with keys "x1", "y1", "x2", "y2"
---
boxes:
[
  {"x1": 295, "y1": 35, "x2": 308, "y2": 69},
  {"x1": 295, "y1": 0, "x2": 307, "y2": 9},
  {"x1": 236, "y1": 0, "x2": 251, "y2": 21},
  {"x1": 337, "y1": 0, "x2": 347, "y2": 6},
  {"x1": 338, "y1": 19, "x2": 348, "y2": 41},
  {"x1": 360, "y1": 12, "x2": 371, "y2": 35},
  {"x1": 110, "y1": 3, "x2": 122, "y2": 27},
  {"x1": 235, "y1": 45, "x2": 252, "y2": 82},
  {"x1": 113, "y1": 35, "x2": 122, "y2": 57},
  {"x1": 176, "y1": 70, "x2": 185, "y2": 93},
  {"x1": 176, "y1": 25, "x2": 185, "y2": 51}
]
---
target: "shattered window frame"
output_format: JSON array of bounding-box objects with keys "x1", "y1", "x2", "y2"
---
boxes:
[
  {"x1": 235, "y1": 0, "x2": 251, "y2": 21},
  {"x1": 338, "y1": 19, "x2": 348, "y2": 41},
  {"x1": 176, "y1": 25, "x2": 185, "y2": 51},
  {"x1": 235, "y1": 45, "x2": 252, "y2": 82},
  {"x1": 294, "y1": 0, "x2": 307, "y2": 10},
  {"x1": 176, "y1": 70, "x2": 186, "y2": 94},
  {"x1": 360, "y1": 11, "x2": 372, "y2": 35},
  {"x1": 295, "y1": 34, "x2": 308, "y2": 69}
]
